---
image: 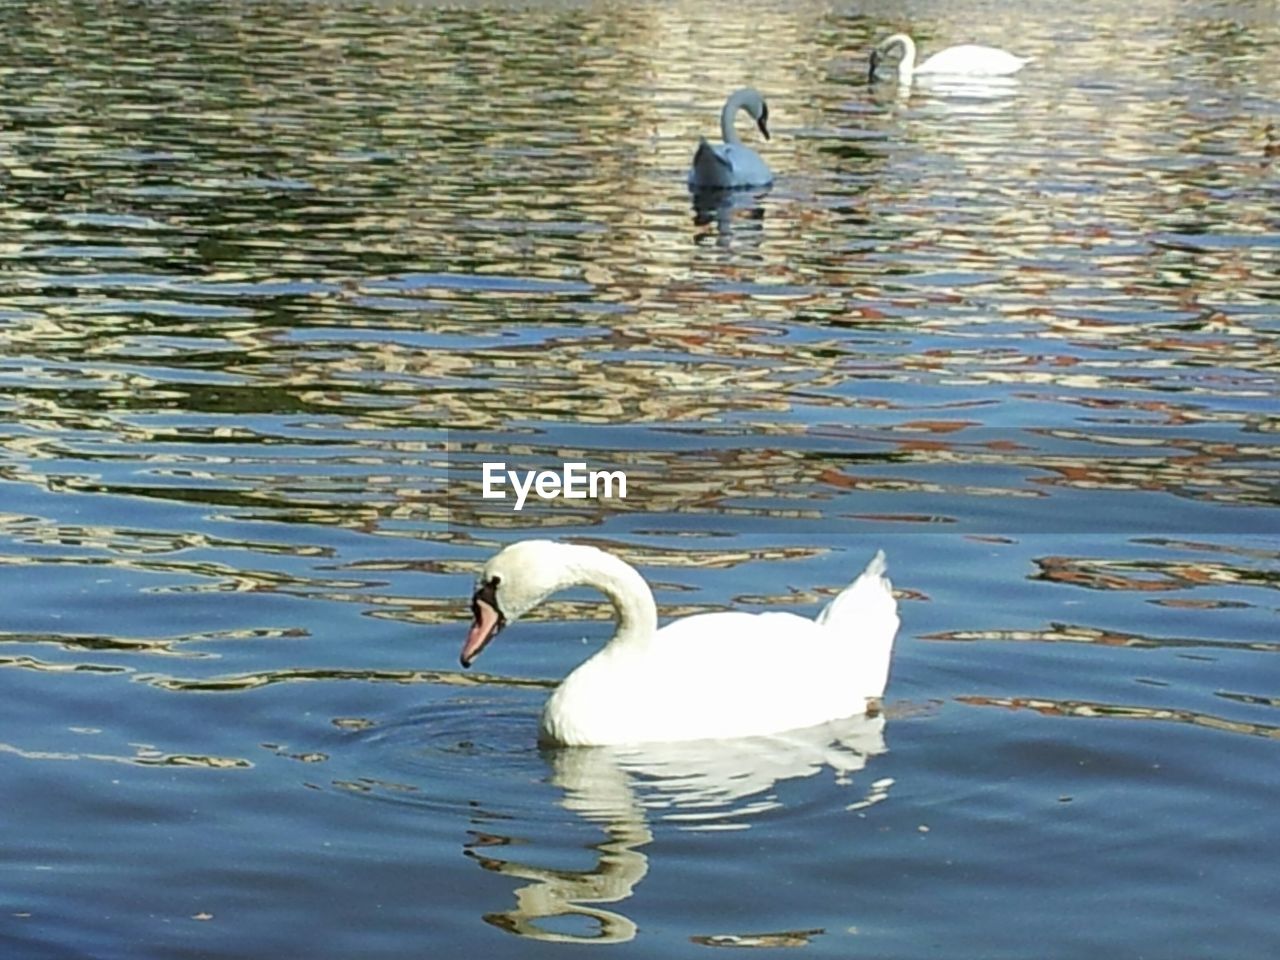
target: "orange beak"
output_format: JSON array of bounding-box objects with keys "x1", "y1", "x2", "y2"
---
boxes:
[{"x1": 461, "y1": 595, "x2": 503, "y2": 668}]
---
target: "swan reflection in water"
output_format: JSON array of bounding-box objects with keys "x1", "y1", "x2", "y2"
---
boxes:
[
  {"x1": 464, "y1": 713, "x2": 890, "y2": 944},
  {"x1": 691, "y1": 187, "x2": 769, "y2": 248},
  {"x1": 914, "y1": 74, "x2": 1024, "y2": 105}
]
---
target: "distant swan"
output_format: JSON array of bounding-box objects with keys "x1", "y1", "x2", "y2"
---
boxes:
[
  {"x1": 687, "y1": 87, "x2": 774, "y2": 190},
  {"x1": 461, "y1": 540, "x2": 899, "y2": 746},
  {"x1": 870, "y1": 33, "x2": 1030, "y2": 83}
]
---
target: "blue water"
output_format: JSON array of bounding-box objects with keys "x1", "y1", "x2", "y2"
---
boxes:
[{"x1": 1, "y1": 0, "x2": 1277, "y2": 957}]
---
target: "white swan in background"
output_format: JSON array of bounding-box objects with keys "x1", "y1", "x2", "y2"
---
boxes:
[
  {"x1": 870, "y1": 33, "x2": 1030, "y2": 83},
  {"x1": 461, "y1": 540, "x2": 899, "y2": 746},
  {"x1": 687, "y1": 87, "x2": 774, "y2": 190}
]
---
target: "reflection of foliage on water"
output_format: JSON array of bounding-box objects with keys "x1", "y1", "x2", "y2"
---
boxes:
[
  {"x1": 691, "y1": 927, "x2": 825, "y2": 948},
  {"x1": 0, "y1": 625, "x2": 302, "y2": 658},
  {"x1": 959, "y1": 695, "x2": 1280, "y2": 740},
  {"x1": 925, "y1": 623, "x2": 1279, "y2": 654},
  {"x1": 0, "y1": 738, "x2": 251, "y2": 769},
  {"x1": 1032, "y1": 554, "x2": 1278, "y2": 592},
  {"x1": 144, "y1": 667, "x2": 555, "y2": 693},
  {"x1": 2, "y1": 0, "x2": 1278, "y2": 535}
]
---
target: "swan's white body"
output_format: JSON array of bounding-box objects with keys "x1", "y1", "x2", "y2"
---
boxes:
[
  {"x1": 461, "y1": 541, "x2": 898, "y2": 746},
  {"x1": 687, "y1": 87, "x2": 774, "y2": 190},
  {"x1": 872, "y1": 33, "x2": 1030, "y2": 82}
]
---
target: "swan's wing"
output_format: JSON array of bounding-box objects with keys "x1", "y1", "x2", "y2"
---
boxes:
[
  {"x1": 545, "y1": 600, "x2": 898, "y2": 745},
  {"x1": 654, "y1": 610, "x2": 820, "y2": 647},
  {"x1": 689, "y1": 140, "x2": 772, "y2": 189},
  {"x1": 652, "y1": 605, "x2": 889, "y2": 674},
  {"x1": 916, "y1": 44, "x2": 1028, "y2": 76},
  {"x1": 644, "y1": 607, "x2": 893, "y2": 729},
  {"x1": 718, "y1": 144, "x2": 772, "y2": 187}
]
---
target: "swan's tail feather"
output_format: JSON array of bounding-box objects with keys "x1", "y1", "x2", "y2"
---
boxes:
[
  {"x1": 816, "y1": 550, "x2": 891, "y2": 625},
  {"x1": 863, "y1": 548, "x2": 887, "y2": 580},
  {"x1": 815, "y1": 550, "x2": 899, "y2": 699}
]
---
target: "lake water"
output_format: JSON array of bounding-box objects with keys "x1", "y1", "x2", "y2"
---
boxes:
[{"x1": 1, "y1": 0, "x2": 1277, "y2": 957}]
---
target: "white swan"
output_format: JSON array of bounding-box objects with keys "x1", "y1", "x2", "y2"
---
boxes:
[
  {"x1": 461, "y1": 540, "x2": 898, "y2": 746},
  {"x1": 870, "y1": 33, "x2": 1030, "y2": 82},
  {"x1": 687, "y1": 87, "x2": 774, "y2": 190}
]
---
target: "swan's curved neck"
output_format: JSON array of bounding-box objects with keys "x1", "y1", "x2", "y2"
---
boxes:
[
  {"x1": 566, "y1": 550, "x2": 658, "y2": 652},
  {"x1": 719, "y1": 90, "x2": 751, "y2": 145},
  {"x1": 887, "y1": 33, "x2": 917, "y2": 78}
]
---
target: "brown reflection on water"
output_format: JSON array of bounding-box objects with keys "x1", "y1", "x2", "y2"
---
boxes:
[
  {"x1": 691, "y1": 928, "x2": 825, "y2": 949},
  {"x1": 925, "y1": 624, "x2": 1279, "y2": 655},
  {"x1": 0, "y1": 627, "x2": 292, "y2": 658},
  {"x1": 0, "y1": 738, "x2": 250, "y2": 769},
  {"x1": 144, "y1": 666, "x2": 556, "y2": 693},
  {"x1": 959, "y1": 695, "x2": 1280, "y2": 741},
  {"x1": 0, "y1": 0, "x2": 1275, "y2": 539},
  {"x1": 1033, "y1": 554, "x2": 1277, "y2": 593}
]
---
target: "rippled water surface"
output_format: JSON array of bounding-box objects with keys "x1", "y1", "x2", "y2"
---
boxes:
[{"x1": 2, "y1": 0, "x2": 1278, "y2": 957}]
